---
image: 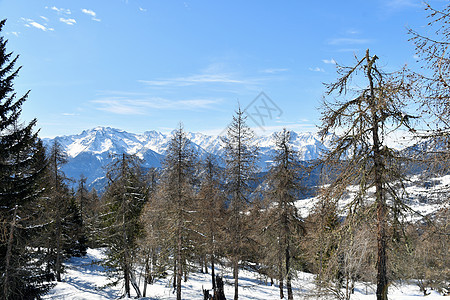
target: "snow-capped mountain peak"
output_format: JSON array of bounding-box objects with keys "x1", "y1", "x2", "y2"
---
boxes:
[{"x1": 43, "y1": 126, "x2": 331, "y2": 189}]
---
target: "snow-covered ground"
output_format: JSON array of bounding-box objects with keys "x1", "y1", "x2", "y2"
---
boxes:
[
  {"x1": 44, "y1": 248, "x2": 446, "y2": 300},
  {"x1": 295, "y1": 174, "x2": 450, "y2": 220}
]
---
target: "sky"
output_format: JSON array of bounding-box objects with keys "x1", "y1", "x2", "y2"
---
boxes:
[{"x1": 0, "y1": 0, "x2": 443, "y2": 138}]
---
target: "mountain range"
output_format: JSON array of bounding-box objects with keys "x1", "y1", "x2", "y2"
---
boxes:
[{"x1": 42, "y1": 126, "x2": 334, "y2": 190}]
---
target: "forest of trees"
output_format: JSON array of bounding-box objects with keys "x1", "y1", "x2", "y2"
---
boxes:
[{"x1": 0, "y1": 3, "x2": 450, "y2": 300}]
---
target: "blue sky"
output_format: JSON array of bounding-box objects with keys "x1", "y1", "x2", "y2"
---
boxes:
[{"x1": 0, "y1": 0, "x2": 441, "y2": 138}]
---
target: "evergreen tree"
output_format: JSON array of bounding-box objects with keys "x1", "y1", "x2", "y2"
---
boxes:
[
  {"x1": 0, "y1": 19, "x2": 53, "y2": 299},
  {"x1": 221, "y1": 107, "x2": 258, "y2": 300},
  {"x1": 148, "y1": 125, "x2": 199, "y2": 300},
  {"x1": 318, "y1": 49, "x2": 416, "y2": 300},
  {"x1": 75, "y1": 175, "x2": 96, "y2": 248},
  {"x1": 196, "y1": 154, "x2": 226, "y2": 294},
  {"x1": 101, "y1": 153, "x2": 146, "y2": 298},
  {"x1": 76, "y1": 175, "x2": 89, "y2": 226},
  {"x1": 138, "y1": 168, "x2": 165, "y2": 298},
  {"x1": 259, "y1": 129, "x2": 304, "y2": 299},
  {"x1": 62, "y1": 195, "x2": 87, "y2": 257},
  {"x1": 43, "y1": 140, "x2": 73, "y2": 282}
]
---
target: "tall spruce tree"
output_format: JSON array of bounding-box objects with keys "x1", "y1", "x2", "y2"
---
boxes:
[
  {"x1": 318, "y1": 49, "x2": 416, "y2": 300},
  {"x1": 221, "y1": 107, "x2": 258, "y2": 300},
  {"x1": 74, "y1": 175, "x2": 91, "y2": 248},
  {"x1": 149, "y1": 125, "x2": 198, "y2": 300},
  {"x1": 0, "y1": 19, "x2": 53, "y2": 299},
  {"x1": 137, "y1": 167, "x2": 163, "y2": 298},
  {"x1": 260, "y1": 129, "x2": 304, "y2": 300},
  {"x1": 196, "y1": 154, "x2": 226, "y2": 294},
  {"x1": 101, "y1": 153, "x2": 146, "y2": 298},
  {"x1": 45, "y1": 140, "x2": 71, "y2": 282}
]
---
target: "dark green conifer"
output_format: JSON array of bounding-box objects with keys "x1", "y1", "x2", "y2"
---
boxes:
[{"x1": 0, "y1": 19, "x2": 53, "y2": 299}]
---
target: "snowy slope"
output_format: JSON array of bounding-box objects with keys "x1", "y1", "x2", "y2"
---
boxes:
[
  {"x1": 44, "y1": 248, "x2": 446, "y2": 300},
  {"x1": 294, "y1": 173, "x2": 450, "y2": 221},
  {"x1": 43, "y1": 127, "x2": 333, "y2": 189}
]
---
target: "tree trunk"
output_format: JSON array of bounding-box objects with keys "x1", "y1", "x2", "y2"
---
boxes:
[
  {"x1": 3, "y1": 208, "x2": 17, "y2": 299},
  {"x1": 286, "y1": 247, "x2": 293, "y2": 300},
  {"x1": 211, "y1": 254, "x2": 216, "y2": 291},
  {"x1": 287, "y1": 275, "x2": 293, "y2": 300},
  {"x1": 279, "y1": 257, "x2": 284, "y2": 299},
  {"x1": 124, "y1": 263, "x2": 130, "y2": 298},
  {"x1": 54, "y1": 154, "x2": 63, "y2": 283},
  {"x1": 376, "y1": 199, "x2": 388, "y2": 300},
  {"x1": 173, "y1": 262, "x2": 177, "y2": 290},
  {"x1": 143, "y1": 256, "x2": 149, "y2": 297},
  {"x1": 122, "y1": 210, "x2": 131, "y2": 297},
  {"x1": 366, "y1": 49, "x2": 388, "y2": 300},
  {"x1": 279, "y1": 277, "x2": 284, "y2": 299},
  {"x1": 177, "y1": 229, "x2": 182, "y2": 300},
  {"x1": 215, "y1": 275, "x2": 227, "y2": 300},
  {"x1": 55, "y1": 216, "x2": 62, "y2": 282},
  {"x1": 233, "y1": 256, "x2": 239, "y2": 300},
  {"x1": 130, "y1": 270, "x2": 142, "y2": 297}
]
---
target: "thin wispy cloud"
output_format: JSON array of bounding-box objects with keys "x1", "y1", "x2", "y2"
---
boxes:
[
  {"x1": 336, "y1": 48, "x2": 360, "y2": 53},
  {"x1": 59, "y1": 18, "x2": 76, "y2": 25},
  {"x1": 322, "y1": 59, "x2": 337, "y2": 64},
  {"x1": 139, "y1": 7, "x2": 147, "y2": 12},
  {"x1": 140, "y1": 74, "x2": 250, "y2": 87},
  {"x1": 327, "y1": 38, "x2": 371, "y2": 45},
  {"x1": 309, "y1": 67, "x2": 325, "y2": 72},
  {"x1": 81, "y1": 9, "x2": 96, "y2": 17},
  {"x1": 48, "y1": 6, "x2": 71, "y2": 15},
  {"x1": 40, "y1": 16, "x2": 49, "y2": 22},
  {"x1": 92, "y1": 97, "x2": 222, "y2": 115},
  {"x1": 93, "y1": 99, "x2": 144, "y2": 115},
  {"x1": 29, "y1": 22, "x2": 52, "y2": 31},
  {"x1": 81, "y1": 9, "x2": 101, "y2": 21},
  {"x1": 260, "y1": 68, "x2": 289, "y2": 74},
  {"x1": 346, "y1": 29, "x2": 360, "y2": 35},
  {"x1": 385, "y1": 0, "x2": 421, "y2": 9},
  {"x1": 21, "y1": 18, "x2": 54, "y2": 31}
]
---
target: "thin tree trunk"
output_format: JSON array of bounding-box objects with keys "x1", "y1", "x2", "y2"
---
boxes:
[
  {"x1": 143, "y1": 256, "x2": 148, "y2": 297},
  {"x1": 130, "y1": 269, "x2": 142, "y2": 297},
  {"x1": 3, "y1": 207, "x2": 17, "y2": 299},
  {"x1": 123, "y1": 215, "x2": 130, "y2": 297},
  {"x1": 376, "y1": 199, "x2": 388, "y2": 300},
  {"x1": 173, "y1": 262, "x2": 177, "y2": 290},
  {"x1": 233, "y1": 256, "x2": 239, "y2": 300},
  {"x1": 177, "y1": 228, "x2": 182, "y2": 300},
  {"x1": 366, "y1": 49, "x2": 388, "y2": 300},
  {"x1": 279, "y1": 257, "x2": 284, "y2": 299},
  {"x1": 287, "y1": 274, "x2": 293, "y2": 300},
  {"x1": 279, "y1": 277, "x2": 284, "y2": 299},
  {"x1": 55, "y1": 216, "x2": 62, "y2": 282},
  {"x1": 54, "y1": 152, "x2": 63, "y2": 283},
  {"x1": 211, "y1": 253, "x2": 216, "y2": 291},
  {"x1": 286, "y1": 246, "x2": 293, "y2": 300}
]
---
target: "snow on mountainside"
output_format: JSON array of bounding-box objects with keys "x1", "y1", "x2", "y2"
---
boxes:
[{"x1": 42, "y1": 126, "x2": 333, "y2": 189}]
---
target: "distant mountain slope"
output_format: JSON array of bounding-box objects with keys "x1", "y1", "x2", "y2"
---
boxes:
[{"x1": 43, "y1": 126, "x2": 333, "y2": 190}]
